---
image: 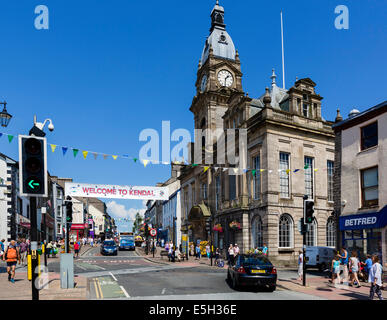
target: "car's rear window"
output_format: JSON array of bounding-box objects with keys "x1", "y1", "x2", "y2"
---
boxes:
[
  {"x1": 104, "y1": 241, "x2": 115, "y2": 246},
  {"x1": 240, "y1": 255, "x2": 271, "y2": 265}
]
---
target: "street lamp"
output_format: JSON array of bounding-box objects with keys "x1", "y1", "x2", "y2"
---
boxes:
[{"x1": 0, "y1": 101, "x2": 12, "y2": 127}]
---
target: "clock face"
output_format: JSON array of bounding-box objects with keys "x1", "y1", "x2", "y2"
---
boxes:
[
  {"x1": 217, "y1": 69, "x2": 233, "y2": 87},
  {"x1": 200, "y1": 74, "x2": 207, "y2": 92}
]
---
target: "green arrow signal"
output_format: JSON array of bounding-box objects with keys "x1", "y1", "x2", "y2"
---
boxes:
[{"x1": 28, "y1": 180, "x2": 40, "y2": 189}]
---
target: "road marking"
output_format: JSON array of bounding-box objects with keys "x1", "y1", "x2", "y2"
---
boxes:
[
  {"x1": 96, "y1": 278, "x2": 104, "y2": 299},
  {"x1": 120, "y1": 286, "x2": 130, "y2": 298},
  {"x1": 93, "y1": 278, "x2": 100, "y2": 299},
  {"x1": 77, "y1": 264, "x2": 87, "y2": 270},
  {"x1": 109, "y1": 272, "x2": 117, "y2": 281},
  {"x1": 162, "y1": 288, "x2": 166, "y2": 294}
]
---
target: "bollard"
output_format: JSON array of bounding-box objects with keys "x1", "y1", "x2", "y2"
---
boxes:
[
  {"x1": 27, "y1": 254, "x2": 32, "y2": 281},
  {"x1": 38, "y1": 253, "x2": 41, "y2": 277}
]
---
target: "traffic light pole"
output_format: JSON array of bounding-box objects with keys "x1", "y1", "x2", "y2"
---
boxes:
[{"x1": 30, "y1": 196, "x2": 39, "y2": 300}]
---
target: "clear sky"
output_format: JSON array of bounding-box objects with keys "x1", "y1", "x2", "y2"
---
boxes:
[{"x1": 0, "y1": 1, "x2": 386, "y2": 231}]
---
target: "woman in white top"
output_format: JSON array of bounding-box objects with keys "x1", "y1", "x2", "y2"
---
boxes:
[
  {"x1": 228, "y1": 244, "x2": 234, "y2": 265},
  {"x1": 368, "y1": 255, "x2": 383, "y2": 300}
]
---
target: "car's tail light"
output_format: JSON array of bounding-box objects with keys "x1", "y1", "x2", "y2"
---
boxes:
[
  {"x1": 237, "y1": 266, "x2": 246, "y2": 274},
  {"x1": 271, "y1": 267, "x2": 277, "y2": 274}
]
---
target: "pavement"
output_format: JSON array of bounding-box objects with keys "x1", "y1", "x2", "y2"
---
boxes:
[{"x1": 0, "y1": 244, "x2": 91, "y2": 300}]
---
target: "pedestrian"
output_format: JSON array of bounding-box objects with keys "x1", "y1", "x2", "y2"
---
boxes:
[
  {"x1": 349, "y1": 251, "x2": 361, "y2": 287},
  {"x1": 228, "y1": 244, "x2": 234, "y2": 265},
  {"x1": 195, "y1": 244, "x2": 201, "y2": 260},
  {"x1": 206, "y1": 244, "x2": 211, "y2": 259},
  {"x1": 0, "y1": 239, "x2": 5, "y2": 259},
  {"x1": 190, "y1": 243, "x2": 194, "y2": 256},
  {"x1": 364, "y1": 254, "x2": 373, "y2": 278},
  {"x1": 329, "y1": 254, "x2": 341, "y2": 285},
  {"x1": 262, "y1": 243, "x2": 268, "y2": 256},
  {"x1": 46, "y1": 241, "x2": 53, "y2": 258},
  {"x1": 215, "y1": 247, "x2": 220, "y2": 264},
  {"x1": 2, "y1": 240, "x2": 21, "y2": 283},
  {"x1": 369, "y1": 255, "x2": 383, "y2": 300},
  {"x1": 19, "y1": 238, "x2": 28, "y2": 266},
  {"x1": 234, "y1": 244, "x2": 240, "y2": 258},
  {"x1": 339, "y1": 247, "x2": 349, "y2": 285},
  {"x1": 297, "y1": 250, "x2": 303, "y2": 281},
  {"x1": 168, "y1": 243, "x2": 173, "y2": 262},
  {"x1": 74, "y1": 241, "x2": 80, "y2": 258}
]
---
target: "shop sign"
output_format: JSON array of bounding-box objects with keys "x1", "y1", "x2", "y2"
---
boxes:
[{"x1": 339, "y1": 207, "x2": 387, "y2": 231}]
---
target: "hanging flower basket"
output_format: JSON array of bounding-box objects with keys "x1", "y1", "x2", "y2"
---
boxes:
[
  {"x1": 213, "y1": 224, "x2": 223, "y2": 233},
  {"x1": 229, "y1": 221, "x2": 241, "y2": 230}
]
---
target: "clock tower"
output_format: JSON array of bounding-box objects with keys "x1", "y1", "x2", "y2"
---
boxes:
[{"x1": 190, "y1": 1, "x2": 244, "y2": 151}]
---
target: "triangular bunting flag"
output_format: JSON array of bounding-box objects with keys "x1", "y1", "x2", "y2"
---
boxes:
[
  {"x1": 134, "y1": 158, "x2": 138, "y2": 163},
  {"x1": 278, "y1": 169, "x2": 283, "y2": 172},
  {"x1": 0, "y1": 133, "x2": 2, "y2": 138},
  {"x1": 73, "y1": 149, "x2": 79, "y2": 158},
  {"x1": 62, "y1": 147, "x2": 68, "y2": 156},
  {"x1": 143, "y1": 160, "x2": 149, "y2": 167},
  {"x1": 243, "y1": 169, "x2": 248, "y2": 173},
  {"x1": 252, "y1": 169, "x2": 256, "y2": 176},
  {"x1": 294, "y1": 169, "x2": 300, "y2": 173},
  {"x1": 304, "y1": 164, "x2": 309, "y2": 169},
  {"x1": 223, "y1": 168, "x2": 228, "y2": 172},
  {"x1": 50, "y1": 144, "x2": 57, "y2": 153},
  {"x1": 203, "y1": 166, "x2": 209, "y2": 173},
  {"x1": 192, "y1": 164, "x2": 198, "y2": 167},
  {"x1": 7, "y1": 135, "x2": 13, "y2": 143},
  {"x1": 314, "y1": 168, "x2": 318, "y2": 172},
  {"x1": 233, "y1": 168, "x2": 239, "y2": 174},
  {"x1": 286, "y1": 169, "x2": 291, "y2": 175},
  {"x1": 269, "y1": 170, "x2": 273, "y2": 173},
  {"x1": 92, "y1": 152, "x2": 98, "y2": 160},
  {"x1": 103, "y1": 154, "x2": 108, "y2": 160},
  {"x1": 82, "y1": 151, "x2": 88, "y2": 159},
  {"x1": 112, "y1": 155, "x2": 118, "y2": 160}
]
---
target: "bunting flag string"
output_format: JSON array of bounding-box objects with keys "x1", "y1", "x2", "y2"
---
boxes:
[{"x1": 0, "y1": 131, "x2": 331, "y2": 174}]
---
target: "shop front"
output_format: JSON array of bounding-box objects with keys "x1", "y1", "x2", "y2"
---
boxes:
[
  {"x1": 187, "y1": 203, "x2": 211, "y2": 245},
  {"x1": 16, "y1": 214, "x2": 30, "y2": 239},
  {"x1": 70, "y1": 223, "x2": 88, "y2": 242},
  {"x1": 339, "y1": 206, "x2": 387, "y2": 264}
]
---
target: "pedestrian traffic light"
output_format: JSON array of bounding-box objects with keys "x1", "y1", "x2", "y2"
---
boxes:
[
  {"x1": 19, "y1": 135, "x2": 47, "y2": 197},
  {"x1": 65, "y1": 196, "x2": 73, "y2": 223},
  {"x1": 305, "y1": 200, "x2": 315, "y2": 224}
]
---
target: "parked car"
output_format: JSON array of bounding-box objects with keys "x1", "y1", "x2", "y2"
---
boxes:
[
  {"x1": 100, "y1": 240, "x2": 118, "y2": 256},
  {"x1": 227, "y1": 254, "x2": 277, "y2": 291},
  {"x1": 306, "y1": 246, "x2": 336, "y2": 271}
]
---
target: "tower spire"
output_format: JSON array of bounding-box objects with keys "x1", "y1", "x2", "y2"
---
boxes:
[{"x1": 271, "y1": 69, "x2": 277, "y2": 87}]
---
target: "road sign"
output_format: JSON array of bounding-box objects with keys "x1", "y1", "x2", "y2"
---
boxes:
[{"x1": 150, "y1": 228, "x2": 157, "y2": 237}]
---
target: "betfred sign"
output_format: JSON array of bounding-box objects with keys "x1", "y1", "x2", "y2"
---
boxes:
[{"x1": 65, "y1": 182, "x2": 169, "y2": 201}]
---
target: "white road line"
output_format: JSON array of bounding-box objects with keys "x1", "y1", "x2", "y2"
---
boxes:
[
  {"x1": 161, "y1": 288, "x2": 166, "y2": 295},
  {"x1": 120, "y1": 286, "x2": 130, "y2": 298},
  {"x1": 109, "y1": 272, "x2": 118, "y2": 281},
  {"x1": 77, "y1": 264, "x2": 87, "y2": 270}
]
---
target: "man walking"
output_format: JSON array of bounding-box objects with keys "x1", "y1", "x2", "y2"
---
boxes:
[
  {"x1": 297, "y1": 250, "x2": 303, "y2": 281},
  {"x1": 3, "y1": 240, "x2": 21, "y2": 283},
  {"x1": 369, "y1": 255, "x2": 383, "y2": 300},
  {"x1": 339, "y1": 247, "x2": 349, "y2": 285}
]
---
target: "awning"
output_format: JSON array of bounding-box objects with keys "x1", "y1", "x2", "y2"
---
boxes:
[
  {"x1": 188, "y1": 203, "x2": 211, "y2": 221},
  {"x1": 339, "y1": 205, "x2": 387, "y2": 231}
]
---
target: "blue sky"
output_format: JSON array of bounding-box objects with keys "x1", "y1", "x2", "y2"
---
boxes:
[{"x1": 0, "y1": 1, "x2": 386, "y2": 231}]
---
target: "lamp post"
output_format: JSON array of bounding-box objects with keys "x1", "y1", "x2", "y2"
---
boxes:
[
  {"x1": 209, "y1": 216, "x2": 213, "y2": 266},
  {"x1": 0, "y1": 101, "x2": 12, "y2": 127}
]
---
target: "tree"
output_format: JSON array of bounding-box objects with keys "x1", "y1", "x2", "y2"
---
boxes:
[{"x1": 132, "y1": 212, "x2": 143, "y2": 233}]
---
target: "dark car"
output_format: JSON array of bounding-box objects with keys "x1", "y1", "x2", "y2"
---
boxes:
[
  {"x1": 227, "y1": 254, "x2": 277, "y2": 291},
  {"x1": 119, "y1": 238, "x2": 135, "y2": 251},
  {"x1": 100, "y1": 240, "x2": 118, "y2": 256}
]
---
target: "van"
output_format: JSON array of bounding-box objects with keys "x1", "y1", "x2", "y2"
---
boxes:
[{"x1": 306, "y1": 246, "x2": 336, "y2": 271}]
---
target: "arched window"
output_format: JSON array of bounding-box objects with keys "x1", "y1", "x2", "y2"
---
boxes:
[
  {"x1": 306, "y1": 220, "x2": 317, "y2": 246},
  {"x1": 251, "y1": 215, "x2": 263, "y2": 248},
  {"x1": 326, "y1": 217, "x2": 336, "y2": 247},
  {"x1": 279, "y1": 214, "x2": 293, "y2": 248}
]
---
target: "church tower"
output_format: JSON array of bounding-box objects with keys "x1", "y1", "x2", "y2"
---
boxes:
[{"x1": 190, "y1": 1, "x2": 244, "y2": 151}]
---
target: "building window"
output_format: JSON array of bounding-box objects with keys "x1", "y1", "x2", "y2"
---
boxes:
[
  {"x1": 215, "y1": 176, "x2": 221, "y2": 211},
  {"x1": 201, "y1": 183, "x2": 207, "y2": 200},
  {"x1": 229, "y1": 174, "x2": 236, "y2": 200},
  {"x1": 279, "y1": 152, "x2": 290, "y2": 198},
  {"x1": 279, "y1": 214, "x2": 293, "y2": 248},
  {"x1": 252, "y1": 216, "x2": 263, "y2": 248},
  {"x1": 361, "y1": 166, "x2": 378, "y2": 207},
  {"x1": 184, "y1": 191, "x2": 189, "y2": 219},
  {"x1": 306, "y1": 221, "x2": 317, "y2": 246},
  {"x1": 297, "y1": 98, "x2": 301, "y2": 113},
  {"x1": 253, "y1": 156, "x2": 261, "y2": 200},
  {"x1": 327, "y1": 160, "x2": 334, "y2": 202},
  {"x1": 361, "y1": 122, "x2": 378, "y2": 150},
  {"x1": 304, "y1": 156, "x2": 314, "y2": 199},
  {"x1": 326, "y1": 217, "x2": 336, "y2": 247},
  {"x1": 303, "y1": 103, "x2": 308, "y2": 117}
]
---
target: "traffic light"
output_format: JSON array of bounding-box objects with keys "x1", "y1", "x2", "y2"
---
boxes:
[
  {"x1": 65, "y1": 196, "x2": 73, "y2": 223},
  {"x1": 305, "y1": 200, "x2": 315, "y2": 224},
  {"x1": 205, "y1": 220, "x2": 210, "y2": 232},
  {"x1": 144, "y1": 223, "x2": 149, "y2": 236},
  {"x1": 19, "y1": 135, "x2": 47, "y2": 197}
]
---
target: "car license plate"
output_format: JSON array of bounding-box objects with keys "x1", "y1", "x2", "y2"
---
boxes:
[{"x1": 251, "y1": 269, "x2": 265, "y2": 273}]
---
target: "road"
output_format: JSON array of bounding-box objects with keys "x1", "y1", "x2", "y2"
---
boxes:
[{"x1": 45, "y1": 246, "x2": 325, "y2": 300}]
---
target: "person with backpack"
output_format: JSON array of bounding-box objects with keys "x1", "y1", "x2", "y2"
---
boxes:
[{"x1": 2, "y1": 240, "x2": 21, "y2": 283}]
